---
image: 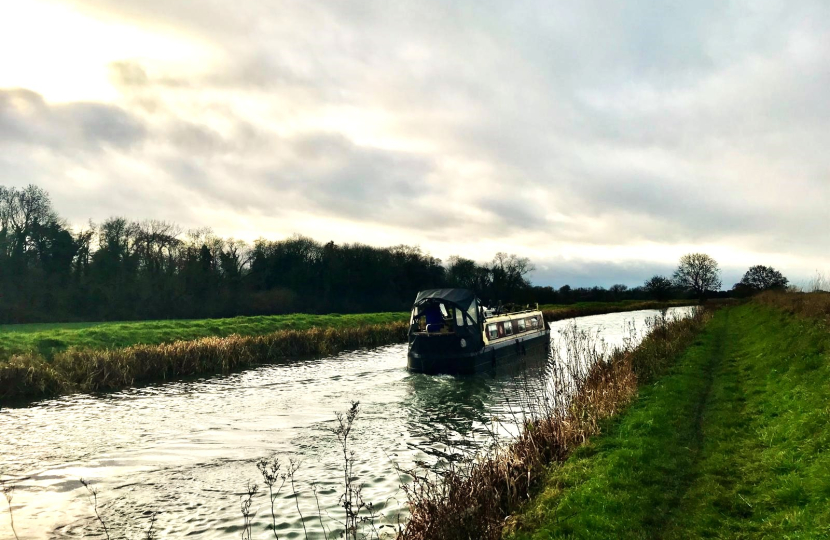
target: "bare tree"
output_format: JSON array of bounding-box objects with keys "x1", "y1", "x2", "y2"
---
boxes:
[
  {"x1": 673, "y1": 253, "x2": 721, "y2": 301},
  {"x1": 0, "y1": 184, "x2": 59, "y2": 258},
  {"x1": 491, "y1": 252, "x2": 534, "y2": 301}
]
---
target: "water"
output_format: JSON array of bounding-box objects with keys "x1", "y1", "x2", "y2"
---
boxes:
[{"x1": 0, "y1": 307, "x2": 694, "y2": 539}]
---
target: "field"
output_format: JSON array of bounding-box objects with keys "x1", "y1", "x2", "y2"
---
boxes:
[
  {"x1": 507, "y1": 301, "x2": 830, "y2": 538},
  {"x1": 0, "y1": 312, "x2": 408, "y2": 359}
]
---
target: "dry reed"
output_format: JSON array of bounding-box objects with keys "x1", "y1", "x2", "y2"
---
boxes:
[
  {"x1": 0, "y1": 321, "x2": 408, "y2": 402},
  {"x1": 396, "y1": 307, "x2": 712, "y2": 540},
  {"x1": 754, "y1": 290, "x2": 830, "y2": 323}
]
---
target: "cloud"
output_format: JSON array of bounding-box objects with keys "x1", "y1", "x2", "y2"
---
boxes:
[
  {"x1": 0, "y1": 88, "x2": 145, "y2": 151},
  {"x1": 1, "y1": 0, "x2": 828, "y2": 286}
]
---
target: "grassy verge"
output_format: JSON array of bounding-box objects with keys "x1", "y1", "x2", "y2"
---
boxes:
[
  {"x1": 506, "y1": 301, "x2": 830, "y2": 539},
  {"x1": 755, "y1": 289, "x2": 830, "y2": 322},
  {"x1": 0, "y1": 312, "x2": 408, "y2": 360},
  {"x1": 0, "y1": 322, "x2": 408, "y2": 404}
]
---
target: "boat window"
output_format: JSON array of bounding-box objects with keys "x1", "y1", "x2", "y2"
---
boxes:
[
  {"x1": 439, "y1": 303, "x2": 449, "y2": 318},
  {"x1": 504, "y1": 320, "x2": 513, "y2": 336},
  {"x1": 467, "y1": 302, "x2": 478, "y2": 325},
  {"x1": 530, "y1": 317, "x2": 539, "y2": 328},
  {"x1": 517, "y1": 319, "x2": 526, "y2": 332},
  {"x1": 455, "y1": 308, "x2": 464, "y2": 327},
  {"x1": 487, "y1": 323, "x2": 498, "y2": 340}
]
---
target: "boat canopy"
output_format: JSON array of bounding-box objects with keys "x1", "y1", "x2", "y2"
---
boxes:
[{"x1": 412, "y1": 288, "x2": 477, "y2": 311}]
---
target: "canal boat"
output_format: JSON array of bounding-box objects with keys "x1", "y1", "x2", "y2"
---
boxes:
[{"x1": 407, "y1": 288, "x2": 550, "y2": 374}]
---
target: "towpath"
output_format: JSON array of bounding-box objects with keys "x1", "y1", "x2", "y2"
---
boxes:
[{"x1": 507, "y1": 304, "x2": 830, "y2": 539}]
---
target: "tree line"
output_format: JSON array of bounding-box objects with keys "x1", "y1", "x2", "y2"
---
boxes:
[
  {"x1": 642, "y1": 254, "x2": 788, "y2": 302},
  {"x1": 0, "y1": 185, "x2": 541, "y2": 323},
  {"x1": 0, "y1": 185, "x2": 789, "y2": 324}
]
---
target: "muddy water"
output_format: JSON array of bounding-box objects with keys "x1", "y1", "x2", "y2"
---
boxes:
[{"x1": 0, "y1": 307, "x2": 694, "y2": 539}]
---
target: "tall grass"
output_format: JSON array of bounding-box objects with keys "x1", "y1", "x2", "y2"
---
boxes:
[
  {"x1": 396, "y1": 308, "x2": 712, "y2": 540},
  {"x1": 754, "y1": 290, "x2": 830, "y2": 322},
  {"x1": 0, "y1": 322, "x2": 408, "y2": 402},
  {"x1": 805, "y1": 271, "x2": 829, "y2": 293}
]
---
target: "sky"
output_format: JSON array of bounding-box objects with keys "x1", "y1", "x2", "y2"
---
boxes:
[{"x1": 0, "y1": 0, "x2": 828, "y2": 288}]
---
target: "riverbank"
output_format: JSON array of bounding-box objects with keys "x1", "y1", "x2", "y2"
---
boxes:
[
  {"x1": 505, "y1": 300, "x2": 830, "y2": 539},
  {"x1": 0, "y1": 300, "x2": 698, "y2": 405},
  {"x1": 0, "y1": 321, "x2": 408, "y2": 403},
  {"x1": 0, "y1": 312, "x2": 408, "y2": 359}
]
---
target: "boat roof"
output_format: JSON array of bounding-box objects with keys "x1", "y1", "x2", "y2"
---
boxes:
[{"x1": 413, "y1": 288, "x2": 477, "y2": 310}]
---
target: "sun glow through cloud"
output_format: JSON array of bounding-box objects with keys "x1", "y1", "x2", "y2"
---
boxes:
[{"x1": 0, "y1": 0, "x2": 209, "y2": 102}]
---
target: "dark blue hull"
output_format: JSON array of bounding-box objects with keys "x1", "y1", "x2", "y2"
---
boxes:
[{"x1": 407, "y1": 329, "x2": 549, "y2": 374}]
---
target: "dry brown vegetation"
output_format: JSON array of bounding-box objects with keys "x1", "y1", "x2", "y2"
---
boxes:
[
  {"x1": 396, "y1": 308, "x2": 712, "y2": 540},
  {"x1": 0, "y1": 322, "x2": 408, "y2": 403},
  {"x1": 754, "y1": 290, "x2": 830, "y2": 323}
]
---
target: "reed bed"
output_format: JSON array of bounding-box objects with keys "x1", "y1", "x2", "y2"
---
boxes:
[
  {"x1": 754, "y1": 290, "x2": 830, "y2": 322},
  {"x1": 0, "y1": 321, "x2": 408, "y2": 403},
  {"x1": 396, "y1": 307, "x2": 712, "y2": 540}
]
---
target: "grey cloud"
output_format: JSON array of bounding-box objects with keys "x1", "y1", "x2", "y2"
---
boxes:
[
  {"x1": 3, "y1": 0, "x2": 829, "y2": 280},
  {"x1": 478, "y1": 196, "x2": 551, "y2": 231},
  {"x1": 0, "y1": 88, "x2": 146, "y2": 152}
]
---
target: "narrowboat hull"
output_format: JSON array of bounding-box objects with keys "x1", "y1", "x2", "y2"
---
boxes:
[{"x1": 407, "y1": 328, "x2": 550, "y2": 375}]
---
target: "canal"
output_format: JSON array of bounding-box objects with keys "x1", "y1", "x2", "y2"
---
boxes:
[{"x1": 0, "y1": 307, "x2": 694, "y2": 539}]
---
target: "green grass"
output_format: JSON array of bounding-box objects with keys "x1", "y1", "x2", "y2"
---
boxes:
[
  {"x1": 507, "y1": 304, "x2": 830, "y2": 539},
  {"x1": 0, "y1": 312, "x2": 408, "y2": 360}
]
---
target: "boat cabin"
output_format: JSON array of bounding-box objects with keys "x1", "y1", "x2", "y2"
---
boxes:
[
  {"x1": 407, "y1": 288, "x2": 549, "y2": 374},
  {"x1": 482, "y1": 311, "x2": 544, "y2": 345}
]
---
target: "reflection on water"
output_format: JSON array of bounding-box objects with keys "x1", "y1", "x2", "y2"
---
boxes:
[{"x1": 0, "y1": 307, "x2": 694, "y2": 539}]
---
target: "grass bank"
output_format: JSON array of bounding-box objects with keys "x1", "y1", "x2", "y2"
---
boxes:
[
  {"x1": 0, "y1": 312, "x2": 408, "y2": 360},
  {"x1": 755, "y1": 289, "x2": 830, "y2": 322},
  {"x1": 506, "y1": 300, "x2": 830, "y2": 539},
  {"x1": 0, "y1": 322, "x2": 408, "y2": 403},
  {"x1": 399, "y1": 307, "x2": 712, "y2": 540}
]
